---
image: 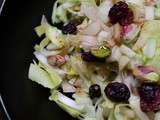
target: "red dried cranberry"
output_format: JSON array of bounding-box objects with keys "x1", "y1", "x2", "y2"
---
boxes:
[
  {"x1": 138, "y1": 83, "x2": 160, "y2": 112},
  {"x1": 62, "y1": 20, "x2": 81, "y2": 34},
  {"x1": 89, "y1": 84, "x2": 101, "y2": 99},
  {"x1": 104, "y1": 82, "x2": 130, "y2": 102},
  {"x1": 108, "y1": 1, "x2": 134, "y2": 26},
  {"x1": 119, "y1": 10, "x2": 134, "y2": 26},
  {"x1": 81, "y1": 52, "x2": 105, "y2": 62}
]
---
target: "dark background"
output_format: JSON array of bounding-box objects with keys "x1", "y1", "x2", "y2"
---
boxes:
[
  {"x1": 0, "y1": 0, "x2": 4, "y2": 11},
  {"x1": 1, "y1": 0, "x2": 75, "y2": 120}
]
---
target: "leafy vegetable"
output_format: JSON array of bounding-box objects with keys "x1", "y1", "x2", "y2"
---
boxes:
[
  {"x1": 157, "y1": 0, "x2": 160, "y2": 8},
  {"x1": 52, "y1": 0, "x2": 82, "y2": 23},
  {"x1": 28, "y1": 63, "x2": 62, "y2": 89},
  {"x1": 81, "y1": 0, "x2": 97, "y2": 5},
  {"x1": 34, "y1": 38, "x2": 50, "y2": 51},
  {"x1": 58, "y1": 0, "x2": 81, "y2": 4},
  {"x1": 109, "y1": 46, "x2": 122, "y2": 62},
  {"x1": 145, "y1": 6, "x2": 154, "y2": 20},
  {"x1": 69, "y1": 56, "x2": 91, "y2": 81},
  {"x1": 49, "y1": 90, "x2": 84, "y2": 118},
  {"x1": 97, "y1": 0, "x2": 112, "y2": 23},
  {"x1": 45, "y1": 25, "x2": 64, "y2": 49},
  {"x1": 120, "y1": 45, "x2": 136, "y2": 58},
  {"x1": 52, "y1": 2, "x2": 74, "y2": 23},
  {"x1": 34, "y1": 25, "x2": 46, "y2": 37},
  {"x1": 62, "y1": 81, "x2": 76, "y2": 93},
  {"x1": 114, "y1": 104, "x2": 138, "y2": 120},
  {"x1": 143, "y1": 39, "x2": 156, "y2": 58},
  {"x1": 126, "y1": 0, "x2": 144, "y2": 6},
  {"x1": 119, "y1": 55, "x2": 130, "y2": 71},
  {"x1": 133, "y1": 20, "x2": 160, "y2": 71},
  {"x1": 155, "y1": 8, "x2": 160, "y2": 19},
  {"x1": 144, "y1": 72, "x2": 159, "y2": 82},
  {"x1": 100, "y1": 100, "x2": 114, "y2": 119},
  {"x1": 34, "y1": 52, "x2": 48, "y2": 65},
  {"x1": 108, "y1": 110, "x2": 116, "y2": 120},
  {"x1": 49, "y1": 90, "x2": 96, "y2": 120},
  {"x1": 134, "y1": 20, "x2": 160, "y2": 51},
  {"x1": 146, "y1": 48, "x2": 160, "y2": 69},
  {"x1": 155, "y1": 111, "x2": 160, "y2": 120},
  {"x1": 80, "y1": 21, "x2": 101, "y2": 35},
  {"x1": 80, "y1": 0, "x2": 97, "y2": 21},
  {"x1": 72, "y1": 93, "x2": 97, "y2": 120},
  {"x1": 35, "y1": 16, "x2": 64, "y2": 49}
]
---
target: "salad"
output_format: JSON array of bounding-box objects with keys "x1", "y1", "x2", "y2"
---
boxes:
[{"x1": 28, "y1": 0, "x2": 160, "y2": 120}]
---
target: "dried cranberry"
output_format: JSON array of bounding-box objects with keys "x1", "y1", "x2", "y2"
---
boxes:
[
  {"x1": 62, "y1": 20, "x2": 81, "y2": 34},
  {"x1": 108, "y1": 1, "x2": 134, "y2": 26},
  {"x1": 81, "y1": 52, "x2": 105, "y2": 62},
  {"x1": 138, "y1": 83, "x2": 160, "y2": 112},
  {"x1": 104, "y1": 82, "x2": 130, "y2": 102},
  {"x1": 139, "y1": 84, "x2": 157, "y2": 102},
  {"x1": 89, "y1": 84, "x2": 101, "y2": 99},
  {"x1": 119, "y1": 10, "x2": 134, "y2": 26}
]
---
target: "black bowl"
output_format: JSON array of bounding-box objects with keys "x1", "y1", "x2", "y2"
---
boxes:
[{"x1": 1, "y1": 0, "x2": 76, "y2": 120}]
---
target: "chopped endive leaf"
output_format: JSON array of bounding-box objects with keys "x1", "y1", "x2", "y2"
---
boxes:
[
  {"x1": 45, "y1": 24, "x2": 64, "y2": 49},
  {"x1": 61, "y1": 63, "x2": 78, "y2": 76},
  {"x1": 58, "y1": 0, "x2": 81, "y2": 4},
  {"x1": 34, "y1": 52, "x2": 48, "y2": 65},
  {"x1": 34, "y1": 45, "x2": 41, "y2": 52},
  {"x1": 49, "y1": 90, "x2": 84, "y2": 118},
  {"x1": 34, "y1": 25, "x2": 46, "y2": 37},
  {"x1": 144, "y1": 72, "x2": 159, "y2": 82},
  {"x1": 146, "y1": 56, "x2": 160, "y2": 70},
  {"x1": 40, "y1": 49, "x2": 61, "y2": 57},
  {"x1": 34, "y1": 38, "x2": 50, "y2": 51},
  {"x1": 52, "y1": 0, "x2": 80, "y2": 24},
  {"x1": 39, "y1": 63, "x2": 63, "y2": 89},
  {"x1": 158, "y1": 0, "x2": 160, "y2": 8},
  {"x1": 28, "y1": 63, "x2": 55, "y2": 89},
  {"x1": 143, "y1": 39, "x2": 156, "y2": 58},
  {"x1": 101, "y1": 100, "x2": 114, "y2": 109},
  {"x1": 36, "y1": 16, "x2": 64, "y2": 49},
  {"x1": 120, "y1": 45, "x2": 136, "y2": 58},
  {"x1": 97, "y1": 0, "x2": 112, "y2": 23},
  {"x1": 69, "y1": 56, "x2": 90, "y2": 81},
  {"x1": 155, "y1": 8, "x2": 160, "y2": 19},
  {"x1": 126, "y1": 0, "x2": 144, "y2": 6},
  {"x1": 28, "y1": 63, "x2": 62, "y2": 89},
  {"x1": 108, "y1": 110, "x2": 116, "y2": 120},
  {"x1": 114, "y1": 104, "x2": 141, "y2": 120},
  {"x1": 133, "y1": 20, "x2": 160, "y2": 71},
  {"x1": 134, "y1": 20, "x2": 160, "y2": 50},
  {"x1": 56, "y1": 5, "x2": 68, "y2": 23},
  {"x1": 155, "y1": 111, "x2": 160, "y2": 120}
]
